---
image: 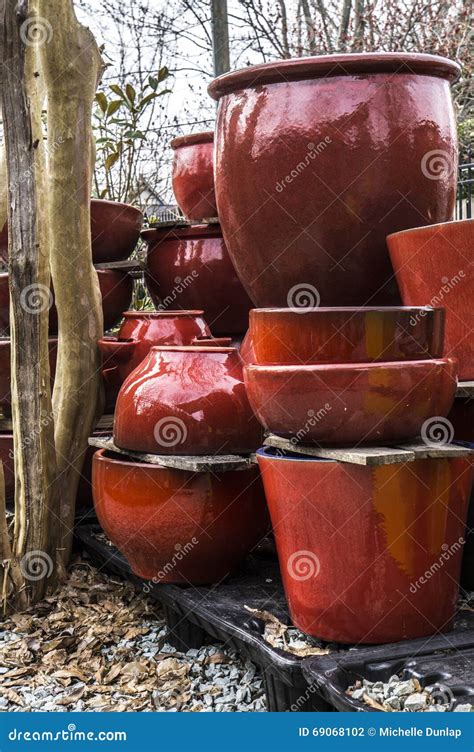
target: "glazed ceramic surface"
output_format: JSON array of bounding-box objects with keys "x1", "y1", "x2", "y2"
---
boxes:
[
  {"x1": 142, "y1": 224, "x2": 253, "y2": 335},
  {"x1": 209, "y1": 53, "x2": 459, "y2": 307},
  {"x1": 171, "y1": 132, "x2": 217, "y2": 220},
  {"x1": 0, "y1": 433, "x2": 14, "y2": 499},
  {"x1": 90, "y1": 199, "x2": 143, "y2": 263},
  {"x1": 0, "y1": 338, "x2": 57, "y2": 410},
  {"x1": 114, "y1": 346, "x2": 262, "y2": 455},
  {"x1": 245, "y1": 359, "x2": 457, "y2": 446},
  {"x1": 447, "y1": 399, "x2": 474, "y2": 590},
  {"x1": 388, "y1": 219, "x2": 474, "y2": 379},
  {"x1": 250, "y1": 307, "x2": 445, "y2": 365},
  {"x1": 93, "y1": 449, "x2": 269, "y2": 582},
  {"x1": 257, "y1": 446, "x2": 473, "y2": 643}
]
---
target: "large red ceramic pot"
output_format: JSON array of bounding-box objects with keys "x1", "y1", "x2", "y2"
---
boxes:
[
  {"x1": 257, "y1": 446, "x2": 473, "y2": 643},
  {"x1": 250, "y1": 307, "x2": 445, "y2": 365},
  {"x1": 114, "y1": 346, "x2": 263, "y2": 455},
  {"x1": 93, "y1": 449, "x2": 269, "y2": 582},
  {"x1": 0, "y1": 433, "x2": 14, "y2": 499},
  {"x1": 208, "y1": 53, "x2": 460, "y2": 307},
  {"x1": 0, "y1": 338, "x2": 57, "y2": 411},
  {"x1": 245, "y1": 359, "x2": 457, "y2": 446},
  {"x1": 387, "y1": 219, "x2": 474, "y2": 379},
  {"x1": 170, "y1": 132, "x2": 217, "y2": 220},
  {"x1": 142, "y1": 224, "x2": 253, "y2": 335}
]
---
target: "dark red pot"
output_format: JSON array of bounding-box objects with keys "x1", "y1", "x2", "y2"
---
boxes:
[
  {"x1": 245, "y1": 358, "x2": 457, "y2": 446},
  {"x1": 209, "y1": 53, "x2": 459, "y2": 307},
  {"x1": 142, "y1": 224, "x2": 253, "y2": 335},
  {"x1": 257, "y1": 446, "x2": 473, "y2": 643},
  {"x1": 93, "y1": 449, "x2": 269, "y2": 582},
  {"x1": 114, "y1": 346, "x2": 262, "y2": 455},
  {"x1": 171, "y1": 131, "x2": 217, "y2": 220},
  {"x1": 447, "y1": 399, "x2": 474, "y2": 590},
  {"x1": 0, "y1": 338, "x2": 57, "y2": 410},
  {"x1": 250, "y1": 307, "x2": 445, "y2": 365},
  {"x1": 0, "y1": 432, "x2": 14, "y2": 499},
  {"x1": 387, "y1": 219, "x2": 474, "y2": 380}
]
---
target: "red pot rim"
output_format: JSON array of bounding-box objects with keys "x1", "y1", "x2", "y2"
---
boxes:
[
  {"x1": 141, "y1": 224, "x2": 222, "y2": 242},
  {"x1": 94, "y1": 447, "x2": 165, "y2": 470},
  {"x1": 246, "y1": 357, "x2": 456, "y2": 374},
  {"x1": 170, "y1": 131, "x2": 214, "y2": 149},
  {"x1": 387, "y1": 217, "x2": 474, "y2": 241},
  {"x1": 122, "y1": 310, "x2": 205, "y2": 319},
  {"x1": 208, "y1": 52, "x2": 460, "y2": 100},
  {"x1": 151, "y1": 345, "x2": 237, "y2": 353},
  {"x1": 251, "y1": 306, "x2": 443, "y2": 315},
  {"x1": 91, "y1": 198, "x2": 143, "y2": 217}
]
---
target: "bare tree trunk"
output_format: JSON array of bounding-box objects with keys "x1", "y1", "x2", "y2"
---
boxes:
[
  {"x1": 337, "y1": 0, "x2": 352, "y2": 51},
  {"x1": 353, "y1": 0, "x2": 365, "y2": 50}
]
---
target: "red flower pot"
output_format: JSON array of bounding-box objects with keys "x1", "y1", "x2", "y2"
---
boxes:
[
  {"x1": 114, "y1": 346, "x2": 262, "y2": 455},
  {"x1": 245, "y1": 359, "x2": 457, "y2": 446},
  {"x1": 257, "y1": 446, "x2": 473, "y2": 643},
  {"x1": 142, "y1": 224, "x2": 253, "y2": 335},
  {"x1": 249, "y1": 307, "x2": 445, "y2": 365},
  {"x1": 0, "y1": 432, "x2": 14, "y2": 499},
  {"x1": 170, "y1": 132, "x2": 217, "y2": 220},
  {"x1": 93, "y1": 449, "x2": 269, "y2": 582},
  {"x1": 209, "y1": 53, "x2": 459, "y2": 307},
  {"x1": 387, "y1": 219, "x2": 474, "y2": 379},
  {"x1": 0, "y1": 337, "x2": 57, "y2": 411}
]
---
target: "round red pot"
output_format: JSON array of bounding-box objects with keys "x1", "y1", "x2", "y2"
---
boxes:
[
  {"x1": 387, "y1": 219, "x2": 474, "y2": 380},
  {"x1": 93, "y1": 449, "x2": 269, "y2": 582},
  {"x1": 245, "y1": 358, "x2": 457, "y2": 446},
  {"x1": 114, "y1": 346, "x2": 262, "y2": 455},
  {"x1": 0, "y1": 432, "x2": 14, "y2": 499},
  {"x1": 209, "y1": 53, "x2": 459, "y2": 307},
  {"x1": 171, "y1": 131, "x2": 217, "y2": 220},
  {"x1": 0, "y1": 337, "x2": 57, "y2": 411},
  {"x1": 142, "y1": 224, "x2": 253, "y2": 335},
  {"x1": 257, "y1": 446, "x2": 473, "y2": 643},
  {"x1": 250, "y1": 307, "x2": 445, "y2": 365}
]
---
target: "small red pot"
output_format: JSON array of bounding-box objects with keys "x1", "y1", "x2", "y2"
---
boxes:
[
  {"x1": 245, "y1": 359, "x2": 457, "y2": 446},
  {"x1": 0, "y1": 338, "x2": 57, "y2": 410},
  {"x1": 171, "y1": 132, "x2": 217, "y2": 220},
  {"x1": 93, "y1": 449, "x2": 269, "y2": 582},
  {"x1": 142, "y1": 224, "x2": 252, "y2": 335},
  {"x1": 0, "y1": 432, "x2": 14, "y2": 499},
  {"x1": 114, "y1": 346, "x2": 262, "y2": 455},
  {"x1": 387, "y1": 219, "x2": 474, "y2": 380},
  {"x1": 257, "y1": 446, "x2": 473, "y2": 643}
]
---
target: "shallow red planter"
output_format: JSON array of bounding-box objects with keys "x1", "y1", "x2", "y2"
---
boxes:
[
  {"x1": 249, "y1": 307, "x2": 445, "y2": 365},
  {"x1": 0, "y1": 338, "x2": 57, "y2": 411},
  {"x1": 387, "y1": 219, "x2": 474, "y2": 380},
  {"x1": 93, "y1": 449, "x2": 269, "y2": 582},
  {"x1": 0, "y1": 433, "x2": 14, "y2": 499},
  {"x1": 114, "y1": 346, "x2": 262, "y2": 455},
  {"x1": 171, "y1": 132, "x2": 217, "y2": 220},
  {"x1": 142, "y1": 224, "x2": 253, "y2": 335},
  {"x1": 209, "y1": 53, "x2": 459, "y2": 307},
  {"x1": 257, "y1": 446, "x2": 473, "y2": 643},
  {"x1": 245, "y1": 359, "x2": 457, "y2": 446}
]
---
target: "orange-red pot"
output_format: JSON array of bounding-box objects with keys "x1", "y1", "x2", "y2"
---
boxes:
[{"x1": 171, "y1": 132, "x2": 217, "y2": 220}]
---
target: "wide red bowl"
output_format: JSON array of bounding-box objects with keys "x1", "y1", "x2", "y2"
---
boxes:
[
  {"x1": 249, "y1": 307, "x2": 445, "y2": 365},
  {"x1": 93, "y1": 449, "x2": 269, "y2": 582},
  {"x1": 142, "y1": 224, "x2": 253, "y2": 335},
  {"x1": 245, "y1": 359, "x2": 457, "y2": 446},
  {"x1": 387, "y1": 219, "x2": 474, "y2": 379},
  {"x1": 257, "y1": 446, "x2": 473, "y2": 643},
  {"x1": 171, "y1": 131, "x2": 217, "y2": 220}
]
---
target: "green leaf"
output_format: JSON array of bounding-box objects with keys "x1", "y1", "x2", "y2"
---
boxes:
[
  {"x1": 109, "y1": 84, "x2": 126, "y2": 99},
  {"x1": 105, "y1": 152, "x2": 120, "y2": 171},
  {"x1": 107, "y1": 99, "x2": 122, "y2": 117},
  {"x1": 139, "y1": 92, "x2": 159, "y2": 109},
  {"x1": 95, "y1": 92, "x2": 108, "y2": 113},
  {"x1": 158, "y1": 66, "x2": 169, "y2": 82},
  {"x1": 125, "y1": 83, "x2": 136, "y2": 103},
  {"x1": 100, "y1": 187, "x2": 109, "y2": 199},
  {"x1": 148, "y1": 76, "x2": 158, "y2": 91}
]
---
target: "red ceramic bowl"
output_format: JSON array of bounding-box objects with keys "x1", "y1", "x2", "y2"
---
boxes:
[
  {"x1": 249, "y1": 307, "x2": 445, "y2": 365},
  {"x1": 93, "y1": 449, "x2": 269, "y2": 582},
  {"x1": 142, "y1": 224, "x2": 253, "y2": 335},
  {"x1": 114, "y1": 346, "x2": 263, "y2": 455},
  {"x1": 0, "y1": 337, "x2": 57, "y2": 411},
  {"x1": 387, "y1": 219, "x2": 474, "y2": 379},
  {"x1": 257, "y1": 446, "x2": 473, "y2": 643},
  {"x1": 209, "y1": 53, "x2": 459, "y2": 307},
  {"x1": 245, "y1": 358, "x2": 457, "y2": 446},
  {"x1": 171, "y1": 131, "x2": 217, "y2": 220},
  {"x1": 0, "y1": 432, "x2": 14, "y2": 499}
]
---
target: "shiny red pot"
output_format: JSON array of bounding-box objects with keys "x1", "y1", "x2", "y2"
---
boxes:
[
  {"x1": 93, "y1": 449, "x2": 269, "y2": 582},
  {"x1": 171, "y1": 131, "x2": 217, "y2": 220},
  {"x1": 257, "y1": 446, "x2": 473, "y2": 643},
  {"x1": 387, "y1": 219, "x2": 474, "y2": 379},
  {"x1": 209, "y1": 53, "x2": 459, "y2": 307},
  {"x1": 0, "y1": 432, "x2": 14, "y2": 499},
  {"x1": 0, "y1": 337, "x2": 57, "y2": 411},
  {"x1": 114, "y1": 346, "x2": 262, "y2": 455},
  {"x1": 142, "y1": 224, "x2": 253, "y2": 335},
  {"x1": 245, "y1": 359, "x2": 457, "y2": 446}
]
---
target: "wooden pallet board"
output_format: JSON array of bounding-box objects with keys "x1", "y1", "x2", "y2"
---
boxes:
[
  {"x1": 94, "y1": 259, "x2": 144, "y2": 272},
  {"x1": 456, "y1": 381, "x2": 474, "y2": 398},
  {"x1": 147, "y1": 217, "x2": 220, "y2": 229}
]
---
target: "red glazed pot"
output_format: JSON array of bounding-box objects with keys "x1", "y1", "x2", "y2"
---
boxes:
[
  {"x1": 142, "y1": 224, "x2": 253, "y2": 335},
  {"x1": 171, "y1": 132, "x2": 217, "y2": 220},
  {"x1": 387, "y1": 219, "x2": 474, "y2": 379},
  {"x1": 257, "y1": 447, "x2": 473, "y2": 643},
  {"x1": 209, "y1": 53, "x2": 460, "y2": 307},
  {"x1": 250, "y1": 307, "x2": 445, "y2": 365},
  {"x1": 0, "y1": 338, "x2": 57, "y2": 411},
  {"x1": 245, "y1": 359, "x2": 457, "y2": 446},
  {"x1": 93, "y1": 449, "x2": 269, "y2": 582},
  {"x1": 0, "y1": 432, "x2": 14, "y2": 499},
  {"x1": 447, "y1": 398, "x2": 474, "y2": 590},
  {"x1": 114, "y1": 346, "x2": 263, "y2": 455}
]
